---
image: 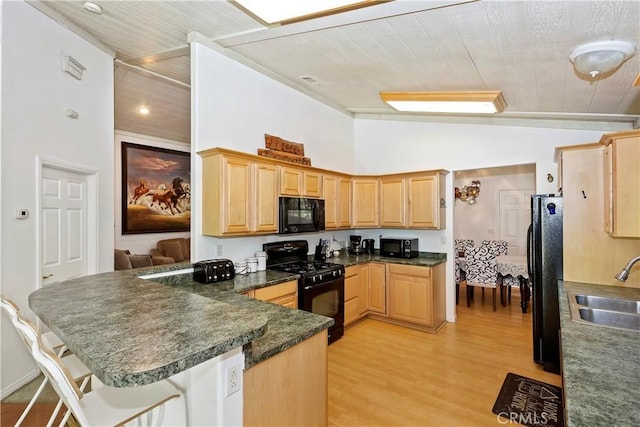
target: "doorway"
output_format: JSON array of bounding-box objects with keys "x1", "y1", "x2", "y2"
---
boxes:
[
  {"x1": 453, "y1": 164, "x2": 536, "y2": 311},
  {"x1": 39, "y1": 159, "x2": 98, "y2": 288}
]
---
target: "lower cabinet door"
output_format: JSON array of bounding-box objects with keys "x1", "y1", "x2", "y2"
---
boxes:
[{"x1": 344, "y1": 297, "x2": 360, "y2": 326}]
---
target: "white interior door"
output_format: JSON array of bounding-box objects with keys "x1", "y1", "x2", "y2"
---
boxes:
[
  {"x1": 41, "y1": 166, "x2": 88, "y2": 285},
  {"x1": 499, "y1": 189, "x2": 534, "y2": 256}
]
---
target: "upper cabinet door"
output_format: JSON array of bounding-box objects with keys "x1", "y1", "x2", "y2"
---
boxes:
[
  {"x1": 303, "y1": 171, "x2": 323, "y2": 198},
  {"x1": 338, "y1": 178, "x2": 352, "y2": 228},
  {"x1": 352, "y1": 178, "x2": 379, "y2": 227},
  {"x1": 221, "y1": 156, "x2": 252, "y2": 234},
  {"x1": 254, "y1": 162, "x2": 278, "y2": 232},
  {"x1": 323, "y1": 175, "x2": 338, "y2": 228},
  {"x1": 379, "y1": 177, "x2": 405, "y2": 227},
  {"x1": 408, "y1": 172, "x2": 446, "y2": 229},
  {"x1": 600, "y1": 130, "x2": 640, "y2": 238},
  {"x1": 279, "y1": 166, "x2": 303, "y2": 196}
]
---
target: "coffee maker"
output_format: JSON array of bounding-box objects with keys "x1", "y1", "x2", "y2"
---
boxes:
[{"x1": 349, "y1": 235, "x2": 365, "y2": 255}]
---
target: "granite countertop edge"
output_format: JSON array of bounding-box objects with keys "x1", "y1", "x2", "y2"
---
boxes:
[
  {"x1": 557, "y1": 280, "x2": 640, "y2": 427},
  {"x1": 28, "y1": 253, "x2": 446, "y2": 386}
]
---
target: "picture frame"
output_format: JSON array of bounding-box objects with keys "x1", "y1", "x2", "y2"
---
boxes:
[{"x1": 121, "y1": 142, "x2": 191, "y2": 234}]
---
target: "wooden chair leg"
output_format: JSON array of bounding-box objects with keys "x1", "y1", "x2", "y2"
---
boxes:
[
  {"x1": 508, "y1": 286, "x2": 512, "y2": 303},
  {"x1": 466, "y1": 282, "x2": 471, "y2": 307},
  {"x1": 492, "y1": 288, "x2": 497, "y2": 311},
  {"x1": 456, "y1": 282, "x2": 460, "y2": 305}
]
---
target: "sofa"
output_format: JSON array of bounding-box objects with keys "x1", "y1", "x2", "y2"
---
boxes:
[
  {"x1": 114, "y1": 249, "x2": 154, "y2": 270},
  {"x1": 150, "y1": 238, "x2": 191, "y2": 265}
]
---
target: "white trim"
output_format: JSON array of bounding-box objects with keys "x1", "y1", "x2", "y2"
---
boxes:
[
  {"x1": 0, "y1": 368, "x2": 40, "y2": 400},
  {"x1": 115, "y1": 129, "x2": 190, "y2": 148},
  {"x1": 36, "y1": 157, "x2": 99, "y2": 293}
]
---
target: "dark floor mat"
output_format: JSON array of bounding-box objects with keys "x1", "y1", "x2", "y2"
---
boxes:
[{"x1": 492, "y1": 372, "x2": 564, "y2": 427}]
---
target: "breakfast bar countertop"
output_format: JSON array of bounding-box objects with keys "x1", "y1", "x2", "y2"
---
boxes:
[
  {"x1": 28, "y1": 265, "x2": 333, "y2": 387},
  {"x1": 28, "y1": 252, "x2": 446, "y2": 388},
  {"x1": 557, "y1": 280, "x2": 640, "y2": 427}
]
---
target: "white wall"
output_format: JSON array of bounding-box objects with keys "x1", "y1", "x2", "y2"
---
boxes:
[
  {"x1": 353, "y1": 118, "x2": 615, "y2": 322},
  {"x1": 191, "y1": 41, "x2": 356, "y2": 263},
  {"x1": 114, "y1": 131, "x2": 190, "y2": 255},
  {"x1": 0, "y1": 1, "x2": 114, "y2": 397}
]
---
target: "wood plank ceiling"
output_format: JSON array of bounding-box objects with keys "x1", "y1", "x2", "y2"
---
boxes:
[{"x1": 29, "y1": 0, "x2": 640, "y2": 143}]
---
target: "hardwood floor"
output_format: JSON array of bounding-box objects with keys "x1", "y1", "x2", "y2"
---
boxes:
[
  {"x1": 0, "y1": 402, "x2": 73, "y2": 427},
  {"x1": 328, "y1": 287, "x2": 561, "y2": 427}
]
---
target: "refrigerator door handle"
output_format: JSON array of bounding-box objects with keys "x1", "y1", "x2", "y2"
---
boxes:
[{"x1": 527, "y1": 223, "x2": 534, "y2": 278}]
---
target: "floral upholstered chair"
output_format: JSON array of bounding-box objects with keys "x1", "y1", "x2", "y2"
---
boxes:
[
  {"x1": 482, "y1": 239, "x2": 520, "y2": 299},
  {"x1": 463, "y1": 245, "x2": 499, "y2": 311},
  {"x1": 454, "y1": 239, "x2": 475, "y2": 304}
]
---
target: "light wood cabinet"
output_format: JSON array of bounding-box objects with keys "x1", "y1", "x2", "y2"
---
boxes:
[
  {"x1": 253, "y1": 280, "x2": 298, "y2": 309},
  {"x1": 279, "y1": 166, "x2": 302, "y2": 196},
  {"x1": 407, "y1": 172, "x2": 446, "y2": 229},
  {"x1": 254, "y1": 163, "x2": 279, "y2": 232},
  {"x1": 279, "y1": 167, "x2": 322, "y2": 197},
  {"x1": 244, "y1": 331, "x2": 327, "y2": 426},
  {"x1": 199, "y1": 147, "x2": 448, "y2": 237},
  {"x1": 559, "y1": 144, "x2": 640, "y2": 286},
  {"x1": 386, "y1": 263, "x2": 445, "y2": 331},
  {"x1": 352, "y1": 178, "x2": 379, "y2": 227},
  {"x1": 344, "y1": 263, "x2": 383, "y2": 326},
  {"x1": 344, "y1": 265, "x2": 361, "y2": 326},
  {"x1": 303, "y1": 170, "x2": 323, "y2": 198},
  {"x1": 323, "y1": 174, "x2": 351, "y2": 229},
  {"x1": 368, "y1": 263, "x2": 386, "y2": 314},
  {"x1": 380, "y1": 177, "x2": 405, "y2": 227},
  {"x1": 201, "y1": 153, "x2": 278, "y2": 236},
  {"x1": 379, "y1": 172, "x2": 447, "y2": 229},
  {"x1": 600, "y1": 130, "x2": 640, "y2": 238},
  {"x1": 338, "y1": 178, "x2": 352, "y2": 227}
]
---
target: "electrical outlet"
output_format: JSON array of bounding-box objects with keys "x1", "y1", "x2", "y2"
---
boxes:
[
  {"x1": 216, "y1": 244, "x2": 223, "y2": 256},
  {"x1": 225, "y1": 364, "x2": 241, "y2": 396}
]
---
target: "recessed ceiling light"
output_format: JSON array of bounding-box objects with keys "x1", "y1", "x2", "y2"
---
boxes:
[
  {"x1": 379, "y1": 91, "x2": 507, "y2": 114},
  {"x1": 232, "y1": 0, "x2": 389, "y2": 25},
  {"x1": 83, "y1": 1, "x2": 103, "y2": 15},
  {"x1": 137, "y1": 106, "x2": 149, "y2": 115}
]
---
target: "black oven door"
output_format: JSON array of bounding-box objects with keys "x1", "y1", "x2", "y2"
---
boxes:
[
  {"x1": 299, "y1": 277, "x2": 344, "y2": 344},
  {"x1": 279, "y1": 197, "x2": 325, "y2": 234}
]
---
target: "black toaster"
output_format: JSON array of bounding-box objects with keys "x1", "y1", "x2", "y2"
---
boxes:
[{"x1": 193, "y1": 259, "x2": 235, "y2": 284}]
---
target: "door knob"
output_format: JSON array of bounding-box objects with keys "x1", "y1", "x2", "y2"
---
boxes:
[{"x1": 42, "y1": 274, "x2": 53, "y2": 279}]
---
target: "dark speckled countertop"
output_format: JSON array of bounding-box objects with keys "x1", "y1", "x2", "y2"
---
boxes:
[
  {"x1": 28, "y1": 253, "x2": 445, "y2": 388},
  {"x1": 558, "y1": 280, "x2": 640, "y2": 427}
]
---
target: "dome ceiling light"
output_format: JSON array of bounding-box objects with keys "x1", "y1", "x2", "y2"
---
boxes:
[{"x1": 569, "y1": 40, "x2": 636, "y2": 79}]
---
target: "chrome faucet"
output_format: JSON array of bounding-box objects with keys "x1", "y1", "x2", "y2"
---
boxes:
[{"x1": 615, "y1": 256, "x2": 640, "y2": 282}]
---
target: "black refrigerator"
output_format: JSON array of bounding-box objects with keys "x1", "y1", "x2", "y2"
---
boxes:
[{"x1": 527, "y1": 194, "x2": 563, "y2": 374}]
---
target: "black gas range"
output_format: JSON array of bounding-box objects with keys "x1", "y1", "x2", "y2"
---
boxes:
[{"x1": 263, "y1": 240, "x2": 344, "y2": 344}]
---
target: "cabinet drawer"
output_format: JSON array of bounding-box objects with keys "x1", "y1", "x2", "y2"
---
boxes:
[
  {"x1": 270, "y1": 293, "x2": 297, "y2": 309},
  {"x1": 345, "y1": 297, "x2": 360, "y2": 325},
  {"x1": 387, "y1": 263, "x2": 431, "y2": 278},
  {"x1": 254, "y1": 280, "x2": 298, "y2": 301},
  {"x1": 345, "y1": 274, "x2": 359, "y2": 300},
  {"x1": 344, "y1": 265, "x2": 359, "y2": 278}
]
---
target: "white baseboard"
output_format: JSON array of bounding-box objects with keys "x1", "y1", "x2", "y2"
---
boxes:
[{"x1": 0, "y1": 368, "x2": 40, "y2": 400}]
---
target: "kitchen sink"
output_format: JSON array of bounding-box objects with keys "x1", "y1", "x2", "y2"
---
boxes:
[
  {"x1": 574, "y1": 294, "x2": 640, "y2": 314},
  {"x1": 568, "y1": 292, "x2": 640, "y2": 332}
]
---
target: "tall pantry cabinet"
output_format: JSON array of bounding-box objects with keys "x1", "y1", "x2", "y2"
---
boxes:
[{"x1": 558, "y1": 139, "x2": 640, "y2": 287}]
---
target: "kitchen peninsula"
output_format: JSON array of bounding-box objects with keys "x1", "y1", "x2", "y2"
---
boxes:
[{"x1": 29, "y1": 264, "x2": 333, "y2": 426}]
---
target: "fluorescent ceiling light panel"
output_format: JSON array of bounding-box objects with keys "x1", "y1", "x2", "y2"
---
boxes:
[
  {"x1": 380, "y1": 91, "x2": 507, "y2": 114},
  {"x1": 233, "y1": 0, "x2": 388, "y2": 25}
]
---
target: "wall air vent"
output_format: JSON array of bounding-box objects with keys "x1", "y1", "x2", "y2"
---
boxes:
[{"x1": 62, "y1": 55, "x2": 86, "y2": 80}]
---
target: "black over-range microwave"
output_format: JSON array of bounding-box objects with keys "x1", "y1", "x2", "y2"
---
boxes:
[
  {"x1": 279, "y1": 197, "x2": 325, "y2": 234},
  {"x1": 380, "y1": 238, "x2": 419, "y2": 258}
]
